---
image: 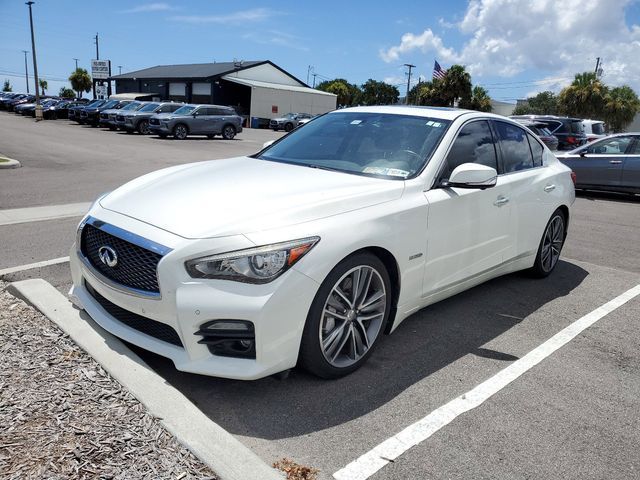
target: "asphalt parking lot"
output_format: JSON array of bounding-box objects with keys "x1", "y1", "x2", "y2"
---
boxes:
[{"x1": 1, "y1": 112, "x2": 639, "y2": 479}]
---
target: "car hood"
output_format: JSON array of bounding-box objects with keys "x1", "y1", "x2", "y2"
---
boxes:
[
  {"x1": 100, "y1": 157, "x2": 404, "y2": 239},
  {"x1": 272, "y1": 117, "x2": 291, "y2": 122},
  {"x1": 101, "y1": 108, "x2": 120, "y2": 115},
  {"x1": 150, "y1": 113, "x2": 173, "y2": 120}
]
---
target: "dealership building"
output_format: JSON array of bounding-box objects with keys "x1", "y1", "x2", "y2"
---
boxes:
[{"x1": 110, "y1": 60, "x2": 337, "y2": 124}]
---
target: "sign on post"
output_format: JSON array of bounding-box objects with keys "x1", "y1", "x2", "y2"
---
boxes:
[
  {"x1": 91, "y1": 60, "x2": 111, "y2": 80},
  {"x1": 95, "y1": 84, "x2": 108, "y2": 99}
]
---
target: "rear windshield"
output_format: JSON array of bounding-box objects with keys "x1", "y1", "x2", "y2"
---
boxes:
[
  {"x1": 569, "y1": 120, "x2": 584, "y2": 134},
  {"x1": 592, "y1": 123, "x2": 605, "y2": 135}
]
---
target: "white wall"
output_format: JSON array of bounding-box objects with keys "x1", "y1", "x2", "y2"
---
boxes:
[
  {"x1": 490, "y1": 100, "x2": 516, "y2": 117},
  {"x1": 227, "y1": 63, "x2": 303, "y2": 87},
  {"x1": 250, "y1": 87, "x2": 337, "y2": 118},
  {"x1": 627, "y1": 112, "x2": 640, "y2": 132}
]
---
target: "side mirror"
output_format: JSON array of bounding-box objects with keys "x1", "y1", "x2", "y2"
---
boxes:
[
  {"x1": 443, "y1": 163, "x2": 497, "y2": 189},
  {"x1": 579, "y1": 150, "x2": 587, "y2": 157},
  {"x1": 262, "y1": 140, "x2": 275, "y2": 149}
]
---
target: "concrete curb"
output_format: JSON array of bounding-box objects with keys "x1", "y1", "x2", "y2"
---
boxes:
[
  {"x1": 0, "y1": 157, "x2": 21, "y2": 169},
  {"x1": 7, "y1": 279, "x2": 283, "y2": 480}
]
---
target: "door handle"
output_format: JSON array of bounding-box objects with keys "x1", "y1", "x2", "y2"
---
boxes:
[
  {"x1": 544, "y1": 184, "x2": 556, "y2": 192},
  {"x1": 494, "y1": 196, "x2": 509, "y2": 207},
  {"x1": 609, "y1": 160, "x2": 622, "y2": 164}
]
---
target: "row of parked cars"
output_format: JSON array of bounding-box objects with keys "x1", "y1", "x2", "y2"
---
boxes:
[
  {"x1": 510, "y1": 115, "x2": 607, "y2": 151},
  {"x1": 0, "y1": 92, "x2": 244, "y2": 140}
]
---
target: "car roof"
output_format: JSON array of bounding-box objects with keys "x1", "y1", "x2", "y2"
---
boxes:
[
  {"x1": 582, "y1": 119, "x2": 605, "y2": 125},
  {"x1": 332, "y1": 105, "x2": 498, "y2": 121},
  {"x1": 511, "y1": 114, "x2": 583, "y2": 122}
]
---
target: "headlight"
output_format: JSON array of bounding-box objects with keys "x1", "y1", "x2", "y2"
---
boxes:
[{"x1": 185, "y1": 237, "x2": 319, "y2": 284}]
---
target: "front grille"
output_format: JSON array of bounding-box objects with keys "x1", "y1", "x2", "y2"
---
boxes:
[
  {"x1": 81, "y1": 224, "x2": 162, "y2": 293},
  {"x1": 116, "y1": 115, "x2": 125, "y2": 122},
  {"x1": 80, "y1": 111, "x2": 87, "y2": 117},
  {"x1": 150, "y1": 118, "x2": 160, "y2": 125},
  {"x1": 100, "y1": 113, "x2": 108, "y2": 119},
  {"x1": 85, "y1": 281, "x2": 183, "y2": 347}
]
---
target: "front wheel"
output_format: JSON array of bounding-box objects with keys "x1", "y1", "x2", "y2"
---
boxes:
[
  {"x1": 530, "y1": 209, "x2": 566, "y2": 277},
  {"x1": 299, "y1": 253, "x2": 391, "y2": 378},
  {"x1": 173, "y1": 124, "x2": 188, "y2": 140},
  {"x1": 284, "y1": 122, "x2": 294, "y2": 132},
  {"x1": 137, "y1": 120, "x2": 150, "y2": 135},
  {"x1": 222, "y1": 124, "x2": 236, "y2": 140}
]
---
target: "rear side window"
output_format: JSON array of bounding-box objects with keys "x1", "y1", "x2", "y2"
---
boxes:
[
  {"x1": 494, "y1": 121, "x2": 534, "y2": 172},
  {"x1": 441, "y1": 120, "x2": 498, "y2": 180},
  {"x1": 569, "y1": 121, "x2": 584, "y2": 134},
  {"x1": 527, "y1": 133, "x2": 544, "y2": 167}
]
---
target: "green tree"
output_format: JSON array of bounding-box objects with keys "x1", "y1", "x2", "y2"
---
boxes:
[
  {"x1": 359, "y1": 79, "x2": 399, "y2": 105},
  {"x1": 39, "y1": 78, "x2": 48, "y2": 95},
  {"x1": 558, "y1": 72, "x2": 607, "y2": 118},
  {"x1": 512, "y1": 91, "x2": 559, "y2": 115},
  {"x1": 69, "y1": 68, "x2": 92, "y2": 98},
  {"x1": 2, "y1": 79, "x2": 12, "y2": 92},
  {"x1": 460, "y1": 85, "x2": 492, "y2": 112},
  {"x1": 440, "y1": 65, "x2": 472, "y2": 107},
  {"x1": 316, "y1": 78, "x2": 361, "y2": 107},
  {"x1": 603, "y1": 85, "x2": 640, "y2": 132},
  {"x1": 408, "y1": 80, "x2": 447, "y2": 106},
  {"x1": 59, "y1": 87, "x2": 76, "y2": 99}
]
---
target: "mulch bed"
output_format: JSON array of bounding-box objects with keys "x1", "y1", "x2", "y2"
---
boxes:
[{"x1": 0, "y1": 281, "x2": 217, "y2": 479}]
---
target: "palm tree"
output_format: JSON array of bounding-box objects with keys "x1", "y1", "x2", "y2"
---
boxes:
[
  {"x1": 440, "y1": 65, "x2": 472, "y2": 107},
  {"x1": 39, "y1": 78, "x2": 48, "y2": 95},
  {"x1": 558, "y1": 72, "x2": 607, "y2": 118},
  {"x1": 603, "y1": 86, "x2": 640, "y2": 132},
  {"x1": 69, "y1": 68, "x2": 92, "y2": 99}
]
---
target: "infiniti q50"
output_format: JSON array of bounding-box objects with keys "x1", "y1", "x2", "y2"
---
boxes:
[{"x1": 69, "y1": 106, "x2": 575, "y2": 380}]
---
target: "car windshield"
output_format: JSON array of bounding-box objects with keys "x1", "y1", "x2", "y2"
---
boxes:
[
  {"x1": 121, "y1": 102, "x2": 142, "y2": 111},
  {"x1": 174, "y1": 105, "x2": 196, "y2": 115},
  {"x1": 101, "y1": 100, "x2": 119, "y2": 109},
  {"x1": 139, "y1": 103, "x2": 160, "y2": 112},
  {"x1": 258, "y1": 112, "x2": 451, "y2": 179},
  {"x1": 284, "y1": 113, "x2": 297, "y2": 119},
  {"x1": 592, "y1": 123, "x2": 605, "y2": 135}
]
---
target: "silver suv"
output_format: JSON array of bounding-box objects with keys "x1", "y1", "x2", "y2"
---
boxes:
[
  {"x1": 120, "y1": 102, "x2": 182, "y2": 134},
  {"x1": 270, "y1": 113, "x2": 312, "y2": 132},
  {"x1": 148, "y1": 104, "x2": 243, "y2": 140}
]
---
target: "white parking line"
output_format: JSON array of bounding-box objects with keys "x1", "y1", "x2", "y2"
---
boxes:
[
  {"x1": 333, "y1": 284, "x2": 640, "y2": 480},
  {"x1": 0, "y1": 256, "x2": 70, "y2": 277},
  {"x1": 0, "y1": 202, "x2": 90, "y2": 226}
]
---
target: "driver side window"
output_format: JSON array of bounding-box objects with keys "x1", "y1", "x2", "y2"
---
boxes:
[
  {"x1": 586, "y1": 136, "x2": 632, "y2": 154},
  {"x1": 441, "y1": 120, "x2": 498, "y2": 181}
]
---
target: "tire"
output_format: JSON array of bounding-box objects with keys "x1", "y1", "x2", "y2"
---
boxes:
[
  {"x1": 137, "y1": 120, "x2": 150, "y2": 135},
  {"x1": 207, "y1": 134, "x2": 215, "y2": 139},
  {"x1": 158, "y1": 133, "x2": 167, "y2": 139},
  {"x1": 222, "y1": 124, "x2": 236, "y2": 140},
  {"x1": 299, "y1": 252, "x2": 391, "y2": 378},
  {"x1": 173, "y1": 124, "x2": 188, "y2": 140},
  {"x1": 284, "y1": 122, "x2": 294, "y2": 132},
  {"x1": 530, "y1": 209, "x2": 566, "y2": 278}
]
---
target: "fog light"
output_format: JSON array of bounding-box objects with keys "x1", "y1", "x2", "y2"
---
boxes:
[{"x1": 194, "y1": 320, "x2": 256, "y2": 359}]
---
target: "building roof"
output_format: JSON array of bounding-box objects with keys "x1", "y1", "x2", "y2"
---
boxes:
[
  {"x1": 111, "y1": 61, "x2": 265, "y2": 80},
  {"x1": 223, "y1": 77, "x2": 336, "y2": 97}
]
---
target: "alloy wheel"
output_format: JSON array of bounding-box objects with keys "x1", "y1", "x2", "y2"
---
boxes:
[
  {"x1": 174, "y1": 125, "x2": 187, "y2": 139},
  {"x1": 223, "y1": 125, "x2": 235, "y2": 139},
  {"x1": 541, "y1": 215, "x2": 564, "y2": 272},
  {"x1": 319, "y1": 265, "x2": 386, "y2": 368}
]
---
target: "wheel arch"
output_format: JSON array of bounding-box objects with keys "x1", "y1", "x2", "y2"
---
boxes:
[{"x1": 557, "y1": 204, "x2": 570, "y2": 235}]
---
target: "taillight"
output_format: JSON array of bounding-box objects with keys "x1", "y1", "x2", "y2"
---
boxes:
[
  {"x1": 566, "y1": 136, "x2": 576, "y2": 144},
  {"x1": 570, "y1": 171, "x2": 577, "y2": 185}
]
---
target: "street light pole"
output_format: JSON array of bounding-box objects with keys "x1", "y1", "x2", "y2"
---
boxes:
[
  {"x1": 25, "y1": 1, "x2": 42, "y2": 120},
  {"x1": 22, "y1": 50, "x2": 29, "y2": 93},
  {"x1": 73, "y1": 58, "x2": 78, "y2": 70},
  {"x1": 404, "y1": 63, "x2": 416, "y2": 105}
]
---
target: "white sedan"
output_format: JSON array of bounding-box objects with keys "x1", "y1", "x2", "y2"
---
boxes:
[{"x1": 69, "y1": 106, "x2": 575, "y2": 380}]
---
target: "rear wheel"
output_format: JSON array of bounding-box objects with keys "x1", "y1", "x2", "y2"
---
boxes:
[
  {"x1": 137, "y1": 120, "x2": 150, "y2": 135},
  {"x1": 299, "y1": 253, "x2": 391, "y2": 378},
  {"x1": 530, "y1": 209, "x2": 566, "y2": 277},
  {"x1": 173, "y1": 124, "x2": 188, "y2": 140},
  {"x1": 284, "y1": 122, "x2": 294, "y2": 132},
  {"x1": 222, "y1": 124, "x2": 236, "y2": 140}
]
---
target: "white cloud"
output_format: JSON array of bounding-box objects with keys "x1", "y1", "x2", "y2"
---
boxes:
[
  {"x1": 380, "y1": 0, "x2": 640, "y2": 91},
  {"x1": 120, "y1": 3, "x2": 175, "y2": 13},
  {"x1": 242, "y1": 30, "x2": 309, "y2": 52},
  {"x1": 171, "y1": 8, "x2": 276, "y2": 24}
]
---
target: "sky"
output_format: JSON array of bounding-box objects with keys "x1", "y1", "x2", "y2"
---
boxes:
[{"x1": 1, "y1": 0, "x2": 639, "y2": 103}]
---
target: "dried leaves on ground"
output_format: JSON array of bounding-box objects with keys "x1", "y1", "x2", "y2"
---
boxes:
[
  {"x1": 273, "y1": 458, "x2": 318, "y2": 480},
  {"x1": 0, "y1": 281, "x2": 216, "y2": 480}
]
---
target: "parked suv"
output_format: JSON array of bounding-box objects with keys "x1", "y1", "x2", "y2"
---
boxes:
[
  {"x1": 70, "y1": 99, "x2": 105, "y2": 123},
  {"x1": 270, "y1": 112, "x2": 313, "y2": 132},
  {"x1": 510, "y1": 115, "x2": 586, "y2": 150},
  {"x1": 512, "y1": 118, "x2": 559, "y2": 151},
  {"x1": 582, "y1": 119, "x2": 606, "y2": 142},
  {"x1": 121, "y1": 102, "x2": 182, "y2": 134},
  {"x1": 98, "y1": 100, "x2": 134, "y2": 129},
  {"x1": 148, "y1": 104, "x2": 243, "y2": 140},
  {"x1": 81, "y1": 99, "x2": 123, "y2": 126}
]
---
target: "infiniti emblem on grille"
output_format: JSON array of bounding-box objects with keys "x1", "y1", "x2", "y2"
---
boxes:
[{"x1": 98, "y1": 246, "x2": 118, "y2": 267}]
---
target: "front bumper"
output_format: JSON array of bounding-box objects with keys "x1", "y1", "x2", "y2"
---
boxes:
[
  {"x1": 69, "y1": 211, "x2": 319, "y2": 380},
  {"x1": 148, "y1": 124, "x2": 171, "y2": 135}
]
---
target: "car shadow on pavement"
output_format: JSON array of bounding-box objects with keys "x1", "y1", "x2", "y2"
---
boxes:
[
  {"x1": 133, "y1": 259, "x2": 588, "y2": 440},
  {"x1": 576, "y1": 190, "x2": 639, "y2": 204}
]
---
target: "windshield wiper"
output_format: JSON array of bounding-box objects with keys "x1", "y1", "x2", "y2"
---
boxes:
[{"x1": 307, "y1": 164, "x2": 342, "y2": 173}]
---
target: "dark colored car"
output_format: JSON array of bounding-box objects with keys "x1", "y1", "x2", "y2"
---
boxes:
[
  {"x1": 80, "y1": 99, "x2": 122, "y2": 126},
  {"x1": 0, "y1": 93, "x2": 26, "y2": 110},
  {"x1": 20, "y1": 98, "x2": 60, "y2": 117},
  {"x1": 7, "y1": 94, "x2": 35, "y2": 112},
  {"x1": 556, "y1": 133, "x2": 640, "y2": 194},
  {"x1": 512, "y1": 118, "x2": 559, "y2": 151},
  {"x1": 511, "y1": 115, "x2": 586, "y2": 151},
  {"x1": 148, "y1": 104, "x2": 243, "y2": 140},
  {"x1": 120, "y1": 102, "x2": 182, "y2": 134},
  {"x1": 98, "y1": 101, "x2": 134, "y2": 129},
  {"x1": 69, "y1": 99, "x2": 105, "y2": 123},
  {"x1": 44, "y1": 100, "x2": 82, "y2": 119}
]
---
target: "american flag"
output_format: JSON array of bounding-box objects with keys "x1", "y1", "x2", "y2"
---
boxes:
[{"x1": 433, "y1": 60, "x2": 447, "y2": 80}]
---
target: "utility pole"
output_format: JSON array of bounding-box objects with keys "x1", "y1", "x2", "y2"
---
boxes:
[
  {"x1": 404, "y1": 63, "x2": 415, "y2": 105},
  {"x1": 73, "y1": 58, "x2": 78, "y2": 70},
  {"x1": 118, "y1": 65, "x2": 122, "y2": 75},
  {"x1": 312, "y1": 73, "x2": 318, "y2": 88},
  {"x1": 594, "y1": 57, "x2": 600, "y2": 75},
  {"x1": 307, "y1": 65, "x2": 313, "y2": 86},
  {"x1": 93, "y1": 33, "x2": 99, "y2": 99},
  {"x1": 22, "y1": 50, "x2": 29, "y2": 93},
  {"x1": 94, "y1": 33, "x2": 99, "y2": 60},
  {"x1": 25, "y1": 2, "x2": 42, "y2": 120}
]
